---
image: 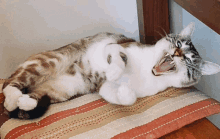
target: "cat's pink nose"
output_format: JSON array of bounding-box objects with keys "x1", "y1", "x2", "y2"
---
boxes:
[{"x1": 173, "y1": 48, "x2": 183, "y2": 57}]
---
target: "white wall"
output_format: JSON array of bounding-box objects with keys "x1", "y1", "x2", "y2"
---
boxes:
[
  {"x1": 169, "y1": 0, "x2": 220, "y2": 128},
  {"x1": 0, "y1": 0, "x2": 139, "y2": 78}
]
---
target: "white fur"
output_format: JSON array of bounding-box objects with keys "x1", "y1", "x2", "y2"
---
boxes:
[
  {"x1": 83, "y1": 38, "x2": 116, "y2": 74},
  {"x1": 98, "y1": 37, "x2": 190, "y2": 105},
  {"x1": 106, "y1": 63, "x2": 124, "y2": 81},
  {"x1": 98, "y1": 24, "x2": 210, "y2": 105},
  {"x1": 117, "y1": 84, "x2": 136, "y2": 105},
  {"x1": 121, "y1": 45, "x2": 181, "y2": 96},
  {"x1": 52, "y1": 72, "x2": 87, "y2": 96},
  {"x1": 3, "y1": 86, "x2": 22, "y2": 111},
  {"x1": 99, "y1": 82, "x2": 136, "y2": 105},
  {"x1": 93, "y1": 39, "x2": 179, "y2": 104},
  {"x1": 20, "y1": 60, "x2": 38, "y2": 68},
  {"x1": 17, "y1": 94, "x2": 38, "y2": 111},
  {"x1": 99, "y1": 82, "x2": 121, "y2": 104},
  {"x1": 104, "y1": 44, "x2": 126, "y2": 81}
]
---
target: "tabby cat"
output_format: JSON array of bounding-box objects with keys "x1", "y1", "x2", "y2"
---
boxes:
[{"x1": 2, "y1": 23, "x2": 220, "y2": 119}]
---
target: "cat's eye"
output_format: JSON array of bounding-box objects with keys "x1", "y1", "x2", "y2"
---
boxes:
[{"x1": 176, "y1": 41, "x2": 182, "y2": 48}]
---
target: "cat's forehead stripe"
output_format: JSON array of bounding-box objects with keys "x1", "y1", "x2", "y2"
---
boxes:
[{"x1": 168, "y1": 34, "x2": 191, "y2": 42}]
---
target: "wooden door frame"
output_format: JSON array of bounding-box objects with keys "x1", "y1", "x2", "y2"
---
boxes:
[{"x1": 136, "y1": 0, "x2": 170, "y2": 44}]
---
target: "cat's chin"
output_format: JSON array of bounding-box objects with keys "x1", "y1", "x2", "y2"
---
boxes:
[{"x1": 152, "y1": 52, "x2": 176, "y2": 76}]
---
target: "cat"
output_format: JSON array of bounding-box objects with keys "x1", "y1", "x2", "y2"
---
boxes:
[{"x1": 2, "y1": 22, "x2": 220, "y2": 119}]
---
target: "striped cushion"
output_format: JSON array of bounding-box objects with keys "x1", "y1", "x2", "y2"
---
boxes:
[{"x1": 0, "y1": 79, "x2": 220, "y2": 139}]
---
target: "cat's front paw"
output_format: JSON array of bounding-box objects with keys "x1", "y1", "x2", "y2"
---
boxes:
[
  {"x1": 117, "y1": 84, "x2": 136, "y2": 105},
  {"x1": 3, "y1": 86, "x2": 22, "y2": 111},
  {"x1": 106, "y1": 63, "x2": 124, "y2": 81},
  {"x1": 17, "y1": 94, "x2": 38, "y2": 111}
]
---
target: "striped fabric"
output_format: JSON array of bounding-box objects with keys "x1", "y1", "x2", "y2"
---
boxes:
[{"x1": 0, "y1": 79, "x2": 220, "y2": 139}]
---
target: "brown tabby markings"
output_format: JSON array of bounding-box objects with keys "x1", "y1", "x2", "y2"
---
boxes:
[
  {"x1": 11, "y1": 82, "x2": 22, "y2": 89},
  {"x1": 9, "y1": 67, "x2": 23, "y2": 78},
  {"x1": 119, "y1": 52, "x2": 127, "y2": 66},
  {"x1": 49, "y1": 61, "x2": 55, "y2": 68},
  {"x1": 37, "y1": 57, "x2": 50, "y2": 69},
  {"x1": 3, "y1": 32, "x2": 140, "y2": 119},
  {"x1": 18, "y1": 72, "x2": 27, "y2": 83},
  {"x1": 88, "y1": 74, "x2": 105, "y2": 93},
  {"x1": 2, "y1": 78, "x2": 13, "y2": 90},
  {"x1": 66, "y1": 64, "x2": 76, "y2": 75},
  {"x1": 78, "y1": 57, "x2": 84, "y2": 69},
  {"x1": 30, "y1": 77, "x2": 35, "y2": 86},
  {"x1": 88, "y1": 71, "x2": 93, "y2": 81},
  {"x1": 94, "y1": 76, "x2": 106, "y2": 93},
  {"x1": 41, "y1": 52, "x2": 61, "y2": 61},
  {"x1": 117, "y1": 38, "x2": 135, "y2": 44},
  {"x1": 25, "y1": 64, "x2": 40, "y2": 76},
  {"x1": 107, "y1": 55, "x2": 112, "y2": 64},
  {"x1": 95, "y1": 72, "x2": 99, "y2": 80}
]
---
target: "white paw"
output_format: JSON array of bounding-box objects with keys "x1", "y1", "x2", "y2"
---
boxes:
[
  {"x1": 17, "y1": 94, "x2": 38, "y2": 111},
  {"x1": 3, "y1": 86, "x2": 22, "y2": 111},
  {"x1": 117, "y1": 84, "x2": 137, "y2": 105},
  {"x1": 106, "y1": 63, "x2": 124, "y2": 81}
]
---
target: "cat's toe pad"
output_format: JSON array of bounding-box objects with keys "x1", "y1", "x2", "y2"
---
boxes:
[
  {"x1": 3, "y1": 86, "x2": 22, "y2": 111},
  {"x1": 106, "y1": 63, "x2": 123, "y2": 81},
  {"x1": 17, "y1": 95, "x2": 37, "y2": 111},
  {"x1": 117, "y1": 85, "x2": 136, "y2": 105}
]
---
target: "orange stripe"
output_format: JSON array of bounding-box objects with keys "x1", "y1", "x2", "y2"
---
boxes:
[
  {"x1": 5, "y1": 99, "x2": 107, "y2": 139},
  {"x1": 112, "y1": 98, "x2": 220, "y2": 139}
]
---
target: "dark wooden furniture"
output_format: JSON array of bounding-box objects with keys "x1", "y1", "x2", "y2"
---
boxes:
[
  {"x1": 136, "y1": 0, "x2": 170, "y2": 44},
  {"x1": 175, "y1": 0, "x2": 220, "y2": 34},
  {"x1": 161, "y1": 118, "x2": 220, "y2": 138}
]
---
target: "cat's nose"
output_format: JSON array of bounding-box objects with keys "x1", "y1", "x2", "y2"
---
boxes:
[{"x1": 173, "y1": 48, "x2": 183, "y2": 57}]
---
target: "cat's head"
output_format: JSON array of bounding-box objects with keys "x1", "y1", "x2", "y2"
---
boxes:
[{"x1": 152, "y1": 22, "x2": 220, "y2": 87}]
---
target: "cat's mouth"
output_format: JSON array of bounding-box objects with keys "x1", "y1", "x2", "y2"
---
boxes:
[{"x1": 152, "y1": 53, "x2": 176, "y2": 76}]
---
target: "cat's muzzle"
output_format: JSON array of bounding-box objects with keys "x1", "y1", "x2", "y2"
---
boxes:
[{"x1": 152, "y1": 53, "x2": 176, "y2": 76}]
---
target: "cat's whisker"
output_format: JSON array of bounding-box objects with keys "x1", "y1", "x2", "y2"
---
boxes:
[
  {"x1": 170, "y1": 61, "x2": 175, "y2": 64},
  {"x1": 165, "y1": 53, "x2": 170, "y2": 57},
  {"x1": 181, "y1": 61, "x2": 202, "y2": 73},
  {"x1": 158, "y1": 26, "x2": 169, "y2": 38},
  {"x1": 155, "y1": 30, "x2": 165, "y2": 38}
]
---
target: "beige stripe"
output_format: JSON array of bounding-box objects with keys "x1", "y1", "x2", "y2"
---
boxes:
[
  {"x1": 0, "y1": 79, "x2": 4, "y2": 84},
  {"x1": 70, "y1": 90, "x2": 209, "y2": 139},
  {"x1": 0, "y1": 94, "x2": 101, "y2": 139},
  {"x1": 20, "y1": 88, "x2": 192, "y2": 139}
]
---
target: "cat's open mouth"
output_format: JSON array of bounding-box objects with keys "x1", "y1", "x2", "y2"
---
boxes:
[{"x1": 152, "y1": 53, "x2": 176, "y2": 76}]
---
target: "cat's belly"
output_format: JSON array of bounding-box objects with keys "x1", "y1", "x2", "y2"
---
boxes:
[{"x1": 50, "y1": 73, "x2": 88, "y2": 97}]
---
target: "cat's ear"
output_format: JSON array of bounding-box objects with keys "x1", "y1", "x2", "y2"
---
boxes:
[
  {"x1": 180, "y1": 22, "x2": 195, "y2": 37},
  {"x1": 200, "y1": 60, "x2": 220, "y2": 75}
]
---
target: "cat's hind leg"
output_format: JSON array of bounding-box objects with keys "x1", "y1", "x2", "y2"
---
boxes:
[
  {"x1": 99, "y1": 81, "x2": 137, "y2": 105},
  {"x1": 2, "y1": 51, "x2": 60, "y2": 112},
  {"x1": 15, "y1": 73, "x2": 87, "y2": 119},
  {"x1": 14, "y1": 83, "x2": 59, "y2": 119}
]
